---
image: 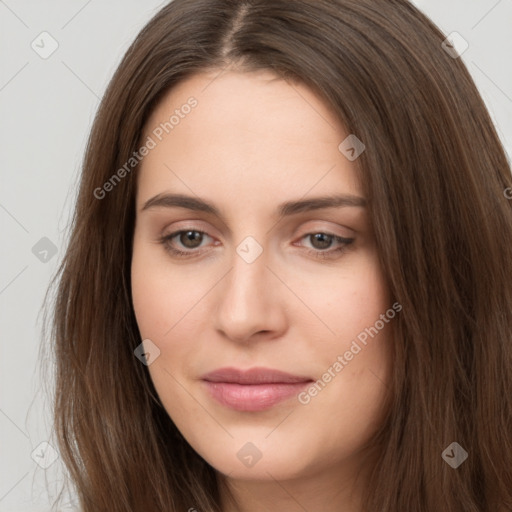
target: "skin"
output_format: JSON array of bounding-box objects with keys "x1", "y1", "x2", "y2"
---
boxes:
[{"x1": 131, "y1": 67, "x2": 394, "y2": 512}]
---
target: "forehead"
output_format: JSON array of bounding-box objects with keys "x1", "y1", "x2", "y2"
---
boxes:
[{"x1": 136, "y1": 69, "x2": 363, "y2": 210}]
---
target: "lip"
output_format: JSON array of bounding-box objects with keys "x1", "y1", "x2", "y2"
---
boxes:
[{"x1": 201, "y1": 367, "x2": 313, "y2": 412}]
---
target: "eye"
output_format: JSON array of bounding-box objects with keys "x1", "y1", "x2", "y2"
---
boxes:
[
  {"x1": 158, "y1": 229, "x2": 214, "y2": 257},
  {"x1": 297, "y1": 232, "x2": 355, "y2": 260}
]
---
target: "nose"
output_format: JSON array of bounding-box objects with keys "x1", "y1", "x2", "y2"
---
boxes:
[{"x1": 214, "y1": 243, "x2": 288, "y2": 344}]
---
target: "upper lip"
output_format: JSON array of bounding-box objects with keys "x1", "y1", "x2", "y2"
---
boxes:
[{"x1": 201, "y1": 367, "x2": 313, "y2": 385}]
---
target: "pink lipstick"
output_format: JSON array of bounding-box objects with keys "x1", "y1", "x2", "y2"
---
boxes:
[{"x1": 201, "y1": 367, "x2": 313, "y2": 412}]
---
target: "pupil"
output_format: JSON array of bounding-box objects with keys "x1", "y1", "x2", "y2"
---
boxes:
[
  {"x1": 182, "y1": 231, "x2": 202, "y2": 248},
  {"x1": 312, "y1": 233, "x2": 332, "y2": 250}
]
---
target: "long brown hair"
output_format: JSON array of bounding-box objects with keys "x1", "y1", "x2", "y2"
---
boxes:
[{"x1": 43, "y1": 0, "x2": 512, "y2": 510}]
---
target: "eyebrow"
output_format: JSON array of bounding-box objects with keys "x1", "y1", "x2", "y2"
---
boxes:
[{"x1": 140, "y1": 192, "x2": 367, "y2": 217}]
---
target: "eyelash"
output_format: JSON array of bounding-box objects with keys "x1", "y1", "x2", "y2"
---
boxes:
[{"x1": 157, "y1": 229, "x2": 355, "y2": 260}]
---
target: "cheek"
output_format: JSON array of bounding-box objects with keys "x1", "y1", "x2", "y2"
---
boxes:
[
  {"x1": 131, "y1": 245, "x2": 207, "y2": 430},
  {"x1": 298, "y1": 252, "x2": 393, "y2": 423},
  {"x1": 130, "y1": 237, "x2": 207, "y2": 339},
  {"x1": 131, "y1": 235, "x2": 160, "y2": 335},
  {"x1": 301, "y1": 249, "x2": 391, "y2": 343},
  {"x1": 130, "y1": 238, "x2": 214, "y2": 392}
]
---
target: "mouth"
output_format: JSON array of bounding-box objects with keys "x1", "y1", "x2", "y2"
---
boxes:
[{"x1": 201, "y1": 367, "x2": 314, "y2": 412}]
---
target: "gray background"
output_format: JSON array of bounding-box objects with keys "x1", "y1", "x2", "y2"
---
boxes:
[{"x1": 0, "y1": 1, "x2": 511, "y2": 510}]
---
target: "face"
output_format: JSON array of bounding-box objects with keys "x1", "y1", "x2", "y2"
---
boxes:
[{"x1": 131, "y1": 68, "x2": 394, "y2": 488}]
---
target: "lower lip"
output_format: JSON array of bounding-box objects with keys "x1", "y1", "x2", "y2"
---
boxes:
[{"x1": 202, "y1": 381, "x2": 311, "y2": 411}]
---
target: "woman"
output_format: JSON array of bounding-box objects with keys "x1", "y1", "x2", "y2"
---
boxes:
[{"x1": 45, "y1": 0, "x2": 512, "y2": 510}]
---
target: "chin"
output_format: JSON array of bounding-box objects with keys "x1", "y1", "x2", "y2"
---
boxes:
[{"x1": 189, "y1": 435, "x2": 320, "y2": 482}]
